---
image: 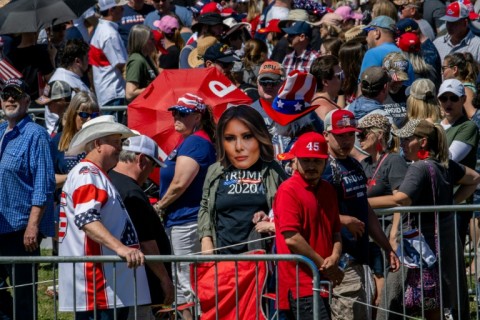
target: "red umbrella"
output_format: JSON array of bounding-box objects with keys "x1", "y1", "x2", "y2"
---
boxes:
[{"x1": 128, "y1": 68, "x2": 252, "y2": 184}]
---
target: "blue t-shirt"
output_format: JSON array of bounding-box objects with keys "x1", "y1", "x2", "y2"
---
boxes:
[
  {"x1": 144, "y1": 6, "x2": 193, "y2": 29},
  {"x1": 160, "y1": 134, "x2": 216, "y2": 228},
  {"x1": 118, "y1": 4, "x2": 155, "y2": 47},
  {"x1": 359, "y1": 42, "x2": 415, "y2": 86},
  {"x1": 322, "y1": 156, "x2": 370, "y2": 264}
]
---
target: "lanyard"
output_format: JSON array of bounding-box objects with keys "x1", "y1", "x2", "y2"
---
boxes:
[{"x1": 367, "y1": 153, "x2": 389, "y2": 190}]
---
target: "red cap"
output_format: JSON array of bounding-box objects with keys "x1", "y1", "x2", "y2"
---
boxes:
[
  {"x1": 201, "y1": 2, "x2": 222, "y2": 14},
  {"x1": 258, "y1": 19, "x2": 281, "y2": 34},
  {"x1": 397, "y1": 32, "x2": 420, "y2": 53},
  {"x1": 324, "y1": 109, "x2": 360, "y2": 134},
  {"x1": 151, "y1": 30, "x2": 168, "y2": 54},
  {"x1": 277, "y1": 132, "x2": 329, "y2": 160}
]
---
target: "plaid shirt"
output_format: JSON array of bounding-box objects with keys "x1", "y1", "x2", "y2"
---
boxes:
[
  {"x1": 0, "y1": 116, "x2": 55, "y2": 236},
  {"x1": 282, "y1": 47, "x2": 320, "y2": 76}
]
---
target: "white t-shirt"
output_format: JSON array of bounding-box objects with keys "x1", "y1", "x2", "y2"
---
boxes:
[
  {"x1": 58, "y1": 160, "x2": 150, "y2": 311},
  {"x1": 90, "y1": 19, "x2": 127, "y2": 106},
  {"x1": 266, "y1": 7, "x2": 290, "y2": 24}
]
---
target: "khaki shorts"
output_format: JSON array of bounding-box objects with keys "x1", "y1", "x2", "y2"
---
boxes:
[{"x1": 330, "y1": 263, "x2": 373, "y2": 320}]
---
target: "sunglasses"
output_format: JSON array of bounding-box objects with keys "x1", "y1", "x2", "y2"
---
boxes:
[
  {"x1": 335, "y1": 118, "x2": 358, "y2": 128},
  {"x1": 0, "y1": 90, "x2": 25, "y2": 101},
  {"x1": 356, "y1": 130, "x2": 371, "y2": 140},
  {"x1": 259, "y1": 79, "x2": 282, "y2": 87},
  {"x1": 77, "y1": 111, "x2": 100, "y2": 119},
  {"x1": 438, "y1": 95, "x2": 460, "y2": 103},
  {"x1": 172, "y1": 109, "x2": 191, "y2": 118}
]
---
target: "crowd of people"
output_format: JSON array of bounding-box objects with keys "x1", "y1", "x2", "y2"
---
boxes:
[{"x1": 2, "y1": 0, "x2": 480, "y2": 319}]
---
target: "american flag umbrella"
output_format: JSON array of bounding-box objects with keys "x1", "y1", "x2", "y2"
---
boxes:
[{"x1": 0, "y1": 0, "x2": 96, "y2": 34}]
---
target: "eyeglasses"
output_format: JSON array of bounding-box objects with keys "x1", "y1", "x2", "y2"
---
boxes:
[
  {"x1": 334, "y1": 70, "x2": 345, "y2": 81},
  {"x1": 172, "y1": 109, "x2": 191, "y2": 118},
  {"x1": 356, "y1": 130, "x2": 371, "y2": 140},
  {"x1": 438, "y1": 95, "x2": 460, "y2": 103},
  {"x1": 77, "y1": 111, "x2": 100, "y2": 119},
  {"x1": 0, "y1": 90, "x2": 25, "y2": 101},
  {"x1": 259, "y1": 79, "x2": 283, "y2": 87}
]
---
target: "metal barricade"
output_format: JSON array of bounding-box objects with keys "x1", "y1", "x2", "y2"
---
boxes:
[
  {"x1": 371, "y1": 204, "x2": 480, "y2": 320},
  {"x1": 0, "y1": 254, "x2": 326, "y2": 320}
]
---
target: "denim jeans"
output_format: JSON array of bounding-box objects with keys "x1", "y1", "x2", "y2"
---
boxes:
[
  {"x1": 0, "y1": 230, "x2": 41, "y2": 320},
  {"x1": 288, "y1": 291, "x2": 331, "y2": 320}
]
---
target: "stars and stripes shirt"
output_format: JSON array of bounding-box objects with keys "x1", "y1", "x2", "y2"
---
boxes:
[
  {"x1": 282, "y1": 48, "x2": 320, "y2": 76},
  {"x1": 58, "y1": 160, "x2": 150, "y2": 311}
]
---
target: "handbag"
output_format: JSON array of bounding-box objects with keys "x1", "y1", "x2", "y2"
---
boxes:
[{"x1": 403, "y1": 160, "x2": 440, "y2": 311}]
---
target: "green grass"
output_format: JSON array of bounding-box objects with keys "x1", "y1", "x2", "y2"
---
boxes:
[{"x1": 38, "y1": 249, "x2": 73, "y2": 320}]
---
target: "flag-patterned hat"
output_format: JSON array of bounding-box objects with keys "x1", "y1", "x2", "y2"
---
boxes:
[
  {"x1": 263, "y1": 70, "x2": 317, "y2": 126},
  {"x1": 168, "y1": 93, "x2": 207, "y2": 114}
]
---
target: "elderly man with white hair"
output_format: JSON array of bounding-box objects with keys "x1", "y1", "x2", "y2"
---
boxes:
[{"x1": 58, "y1": 115, "x2": 150, "y2": 320}]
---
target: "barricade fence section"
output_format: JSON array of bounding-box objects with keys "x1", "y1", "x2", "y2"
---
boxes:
[
  {"x1": 0, "y1": 254, "x2": 326, "y2": 320},
  {"x1": 372, "y1": 204, "x2": 480, "y2": 320}
]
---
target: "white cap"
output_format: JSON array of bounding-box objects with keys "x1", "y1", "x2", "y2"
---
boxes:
[
  {"x1": 122, "y1": 135, "x2": 166, "y2": 168},
  {"x1": 98, "y1": 0, "x2": 128, "y2": 11},
  {"x1": 437, "y1": 79, "x2": 465, "y2": 97}
]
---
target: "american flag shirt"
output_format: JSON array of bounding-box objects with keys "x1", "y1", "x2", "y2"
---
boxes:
[
  {"x1": 58, "y1": 160, "x2": 150, "y2": 311},
  {"x1": 282, "y1": 47, "x2": 320, "y2": 76}
]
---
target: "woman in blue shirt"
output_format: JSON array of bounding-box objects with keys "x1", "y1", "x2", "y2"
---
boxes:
[{"x1": 155, "y1": 93, "x2": 216, "y2": 319}]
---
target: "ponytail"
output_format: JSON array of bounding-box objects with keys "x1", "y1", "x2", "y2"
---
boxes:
[{"x1": 433, "y1": 124, "x2": 449, "y2": 167}]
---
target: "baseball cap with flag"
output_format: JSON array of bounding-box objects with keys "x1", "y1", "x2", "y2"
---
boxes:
[
  {"x1": 262, "y1": 70, "x2": 317, "y2": 126},
  {"x1": 440, "y1": 1, "x2": 478, "y2": 21},
  {"x1": 276, "y1": 132, "x2": 329, "y2": 161},
  {"x1": 168, "y1": 93, "x2": 207, "y2": 114}
]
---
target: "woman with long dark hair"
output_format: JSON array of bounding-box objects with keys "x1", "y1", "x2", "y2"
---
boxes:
[{"x1": 198, "y1": 105, "x2": 287, "y2": 254}]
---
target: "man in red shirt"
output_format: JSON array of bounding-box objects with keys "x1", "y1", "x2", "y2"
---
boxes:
[{"x1": 274, "y1": 132, "x2": 343, "y2": 320}]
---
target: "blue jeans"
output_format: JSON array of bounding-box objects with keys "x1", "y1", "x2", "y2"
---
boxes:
[
  {"x1": 288, "y1": 291, "x2": 331, "y2": 320},
  {"x1": 0, "y1": 230, "x2": 41, "y2": 320},
  {"x1": 75, "y1": 307, "x2": 129, "y2": 320}
]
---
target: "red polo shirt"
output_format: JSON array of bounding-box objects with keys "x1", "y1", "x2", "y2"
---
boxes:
[{"x1": 273, "y1": 171, "x2": 341, "y2": 310}]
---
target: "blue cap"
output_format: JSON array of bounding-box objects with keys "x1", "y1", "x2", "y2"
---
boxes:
[
  {"x1": 281, "y1": 21, "x2": 312, "y2": 37},
  {"x1": 364, "y1": 15, "x2": 396, "y2": 32},
  {"x1": 396, "y1": 18, "x2": 419, "y2": 35},
  {"x1": 204, "y1": 43, "x2": 240, "y2": 63}
]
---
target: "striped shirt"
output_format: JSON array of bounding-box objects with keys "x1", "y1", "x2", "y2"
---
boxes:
[{"x1": 282, "y1": 47, "x2": 320, "y2": 76}]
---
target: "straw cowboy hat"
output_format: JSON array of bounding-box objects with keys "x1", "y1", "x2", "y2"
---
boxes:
[{"x1": 66, "y1": 115, "x2": 136, "y2": 155}]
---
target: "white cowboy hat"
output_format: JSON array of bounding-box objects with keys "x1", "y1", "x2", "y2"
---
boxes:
[{"x1": 66, "y1": 115, "x2": 136, "y2": 155}]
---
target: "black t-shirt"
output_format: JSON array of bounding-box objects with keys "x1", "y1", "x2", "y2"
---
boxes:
[
  {"x1": 361, "y1": 153, "x2": 408, "y2": 198},
  {"x1": 109, "y1": 170, "x2": 172, "y2": 305},
  {"x1": 399, "y1": 159, "x2": 465, "y2": 229},
  {"x1": 271, "y1": 37, "x2": 289, "y2": 64},
  {"x1": 323, "y1": 156, "x2": 370, "y2": 263},
  {"x1": 383, "y1": 87, "x2": 407, "y2": 129},
  {"x1": 215, "y1": 161, "x2": 268, "y2": 254},
  {"x1": 159, "y1": 45, "x2": 180, "y2": 69},
  {"x1": 8, "y1": 44, "x2": 54, "y2": 99}
]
